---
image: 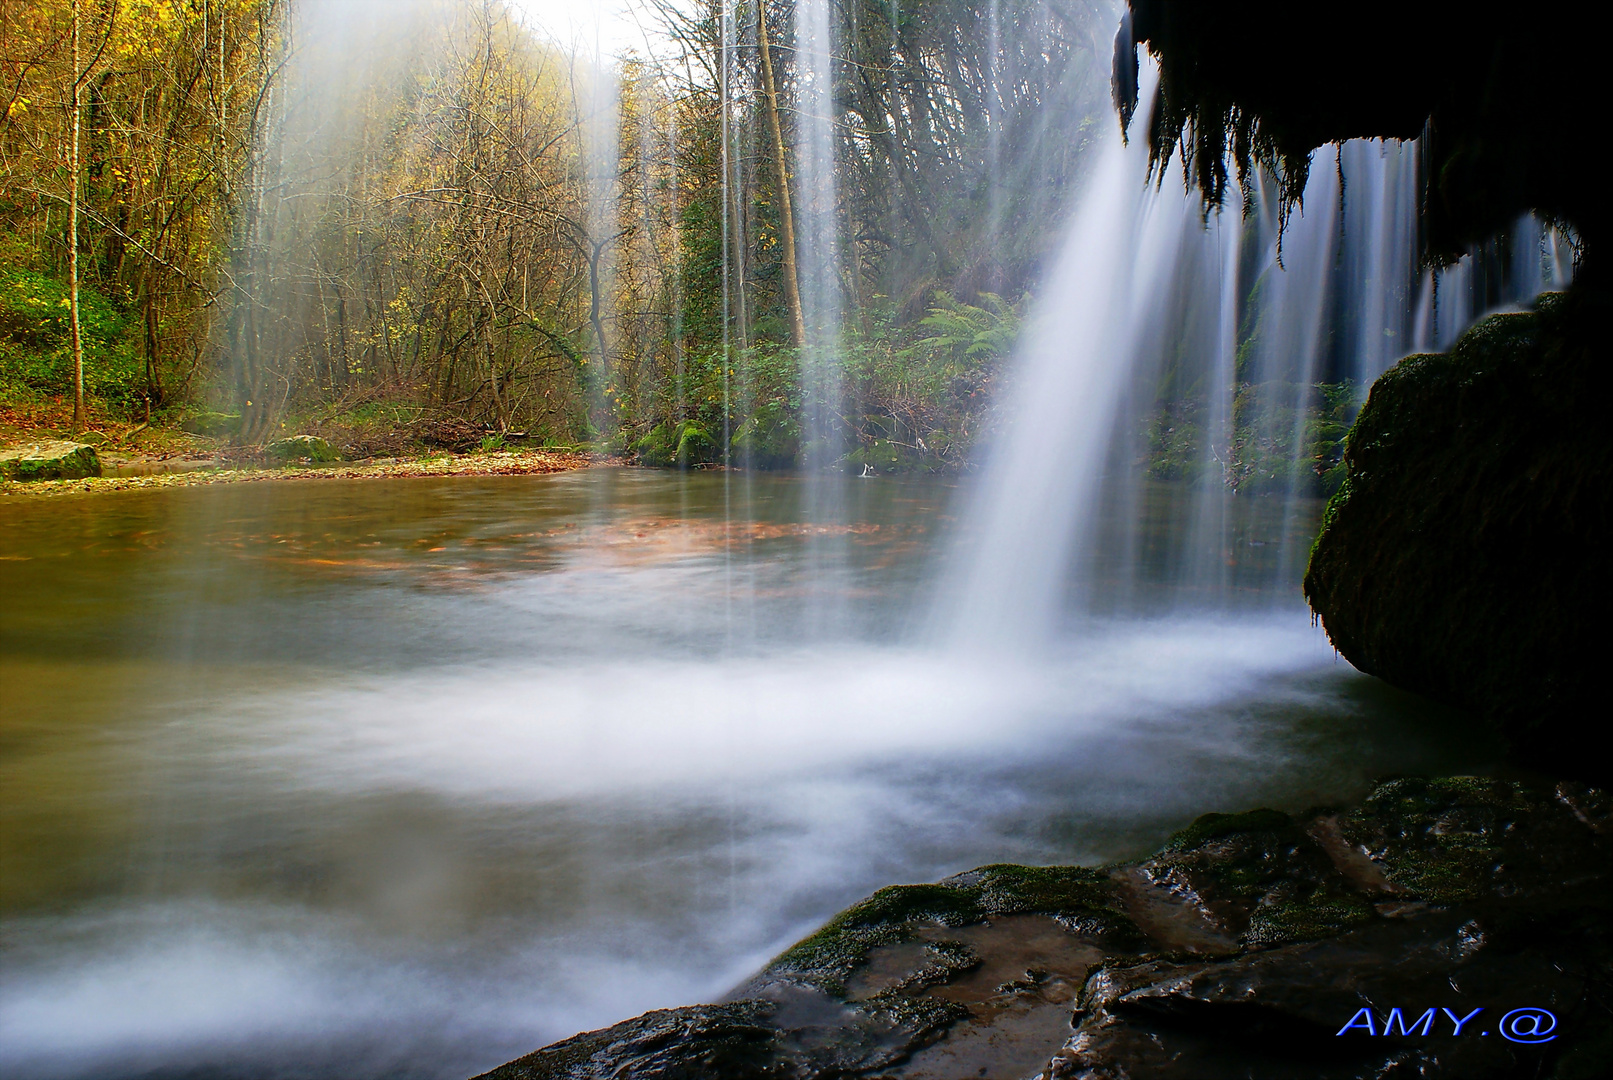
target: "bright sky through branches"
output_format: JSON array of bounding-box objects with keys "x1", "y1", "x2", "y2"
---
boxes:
[{"x1": 505, "y1": 0, "x2": 666, "y2": 59}]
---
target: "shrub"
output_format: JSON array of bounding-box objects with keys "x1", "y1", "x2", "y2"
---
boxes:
[{"x1": 0, "y1": 267, "x2": 144, "y2": 408}]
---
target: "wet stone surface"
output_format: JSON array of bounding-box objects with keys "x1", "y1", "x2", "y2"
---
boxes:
[{"x1": 473, "y1": 778, "x2": 1612, "y2": 1080}]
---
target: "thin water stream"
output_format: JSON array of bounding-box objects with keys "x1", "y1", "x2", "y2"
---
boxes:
[{"x1": 1, "y1": 470, "x2": 1493, "y2": 1080}]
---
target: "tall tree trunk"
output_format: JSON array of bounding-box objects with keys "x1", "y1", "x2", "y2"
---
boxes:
[
  {"x1": 756, "y1": 0, "x2": 805, "y2": 349},
  {"x1": 719, "y1": 14, "x2": 749, "y2": 353},
  {"x1": 589, "y1": 238, "x2": 608, "y2": 373},
  {"x1": 588, "y1": 236, "x2": 609, "y2": 431},
  {"x1": 69, "y1": 0, "x2": 85, "y2": 431},
  {"x1": 142, "y1": 269, "x2": 163, "y2": 403},
  {"x1": 848, "y1": 231, "x2": 870, "y2": 337}
]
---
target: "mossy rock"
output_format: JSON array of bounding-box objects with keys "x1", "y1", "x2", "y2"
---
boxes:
[
  {"x1": 1144, "y1": 806, "x2": 1372, "y2": 948},
  {"x1": 1163, "y1": 808, "x2": 1293, "y2": 851},
  {"x1": 1304, "y1": 289, "x2": 1613, "y2": 777},
  {"x1": 635, "y1": 421, "x2": 716, "y2": 469},
  {"x1": 632, "y1": 423, "x2": 674, "y2": 466},
  {"x1": 673, "y1": 423, "x2": 715, "y2": 467},
  {"x1": 0, "y1": 440, "x2": 102, "y2": 481},
  {"x1": 266, "y1": 435, "x2": 339, "y2": 463},
  {"x1": 179, "y1": 411, "x2": 241, "y2": 437},
  {"x1": 476, "y1": 776, "x2": 1612, "y2": 1080},
  {"x1": 767, "y1": 864, "x2": 1140, "y2": 998},
  {"x1": 731, "y1": 402, "x2": 800, "y2": 470},
  {"x1": 1339, "y1": 776, "x2": 1611, "y2": 909},
  {"x1": 844, "y1": 439, "x2": 903, "y2": 474}
]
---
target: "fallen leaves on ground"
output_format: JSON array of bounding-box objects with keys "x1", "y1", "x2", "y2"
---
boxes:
[{"x1": 0, "y1": 450, "x2": 608, "y2": 500}]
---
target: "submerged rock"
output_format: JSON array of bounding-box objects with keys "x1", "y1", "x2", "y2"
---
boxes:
[
  {"x1": 471, "y1": 777, "x2": 1611, "y2": 1080},
  {"x1": 0, "y1": 440, "x2": 102, "y2": 481},
  {"x1": 1304, "y1": 290, "x2": 1612, "y2": 777},
  {"x1": 265, "y1": 434, "x2": 339, "y2": 463}
]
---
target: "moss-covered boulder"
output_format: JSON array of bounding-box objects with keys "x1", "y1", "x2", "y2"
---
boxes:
[
  {"x1": 634, "y1": 421, "x2": 716, "y2": 469},
  {"x1": 265, "y1": 434, "x2": 339, "y2": 464},
  {"x1": 178, "y1": 411, "x2": 242, "y2": 437},
  {"x1": 0, "y1": 440, "x2": 103, "y2": 481},
  {"x1": 1304, "y1": 290, "x2": 1612, "y2": 776},
  {"x1": 730, "y1": 402, "x2": 800, "y2": 470},
  {"x1": 1147, "y1": 808, "x2": 1373, "y2": 947}
]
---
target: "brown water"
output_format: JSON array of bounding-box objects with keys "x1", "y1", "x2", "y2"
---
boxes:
[{"x1": 0, "y1": 469, "x2": 1494, "y2": 1079}]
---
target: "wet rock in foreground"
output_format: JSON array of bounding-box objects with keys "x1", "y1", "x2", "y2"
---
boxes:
[
  {"x1": 473, "y1": 778, "x2": 1611, "y2": 1080},
  {"x1": 474, "y1": 1002, "x2": 787, "y2": 1080}
]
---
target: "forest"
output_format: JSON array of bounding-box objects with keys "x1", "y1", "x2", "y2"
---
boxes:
[{"x1": 2, "y1": 0, "x2": 1130, "y2": 473}]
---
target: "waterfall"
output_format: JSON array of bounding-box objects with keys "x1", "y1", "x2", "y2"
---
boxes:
[
  {"x1": 793, "y1": 0, "x2": 844, "y2": 467},
  {"x1": 789, "y1": 0, "x2": 851, "y2": 634},
  {"x1": 945, "y1": 59, "x2": 1572, "y2": 649},
  {"x1": 943, "y1": 61, "x2": 1187, "y2": 646}
]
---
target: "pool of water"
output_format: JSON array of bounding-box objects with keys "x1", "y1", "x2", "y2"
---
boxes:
[{"x1": 0, "y1": 469, "x2": 1493, "y2": 1079}]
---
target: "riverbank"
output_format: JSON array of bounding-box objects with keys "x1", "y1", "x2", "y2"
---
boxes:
[
  {"x1": 0, "y1": 396, "x2": 614, "y2": 501},
  {"x1": 0, "y1": 446, "x2": 605, "y2": 500},
  {"x1": 478, "y1": 776, "x2": 1611, "y2": 1080}
]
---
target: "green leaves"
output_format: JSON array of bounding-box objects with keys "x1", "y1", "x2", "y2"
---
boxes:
[
  {"x1": 907, "y1": 291, "x2": 1022, "y2": 366},
  {"x1": 0, "y1": 269, "x2": 142, "y2": 404}
]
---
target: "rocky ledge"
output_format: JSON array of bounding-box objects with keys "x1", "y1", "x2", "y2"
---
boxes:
[
  {"x1": 475, "y1": 777, "x2": 1610, "y2": 1080},
  {"x1": 0, "y1": 439, "x2": 102, "y2": 480}
]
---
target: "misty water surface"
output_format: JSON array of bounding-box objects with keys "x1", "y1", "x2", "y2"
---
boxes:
[{"x1": 0, "y1": 470, "x2": 1492, "y2": 1079}]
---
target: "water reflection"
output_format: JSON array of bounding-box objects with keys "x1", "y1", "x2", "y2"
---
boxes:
[{"x1": 0, "y1": 470, "x2": 1492, "y2": 1079}]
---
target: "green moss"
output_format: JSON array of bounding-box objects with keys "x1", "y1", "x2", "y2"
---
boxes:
[
  {"x1": 1165, "y1": 808, "x2": 1292, "y2": 850},
  {"x1": 635, "y1": 420, "x2": 717, "y2": 468},
  {"x1": 769, "y1": 866, "x2": 1141, "y2": 997},
  {"x1": 0, "y1": 441, "x2": 103, "y2": 481},
  {"x1": 769, "y1": 884, "x2": 976, "y2": 997},
  {"x1": 1243, "y1": 887, "x2": 1373, "y2": 947},
  {"x1": 861, "y1": 988, "x2": 970, "y2": 1030},
  {"x1": 266, "y1": 435, "x2": 340, "y2": 463},
  {"x1": 179, "y1": 411, "x2": 242, "y2": 437},
  {"x1": 730, "y1": 401, "x2": 799, "y2": 469},
  {"x1": 963, "y1": 863, "x2": 1141, "y2": 941},
  {"x1": 1304, "y1": 291, "x2": 1608, "y2": 773},
  {"x1": 674, "y1": 423, "x2": 714, "y2": 466},
  {"x1": 632, "y1": 423, "x2": 674, "y2": 465},
  {"x1": 1342, "y1": 777, "x2": 1532, "y2": 905},
  {"x1": 1149, "y1": 806, "x2": 1375, "y2": 948}
]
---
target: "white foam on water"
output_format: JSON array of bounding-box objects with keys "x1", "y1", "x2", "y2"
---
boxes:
[
  {"x1": 210, "y1": 616, "x2": 1337, "y2": 802},
  {"x1": 1, "y1": 613, "x2": 1361, "y2": 1080},
  {"x1": 0, "y1": 899, "x2": 717, "y2": 1080}
]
